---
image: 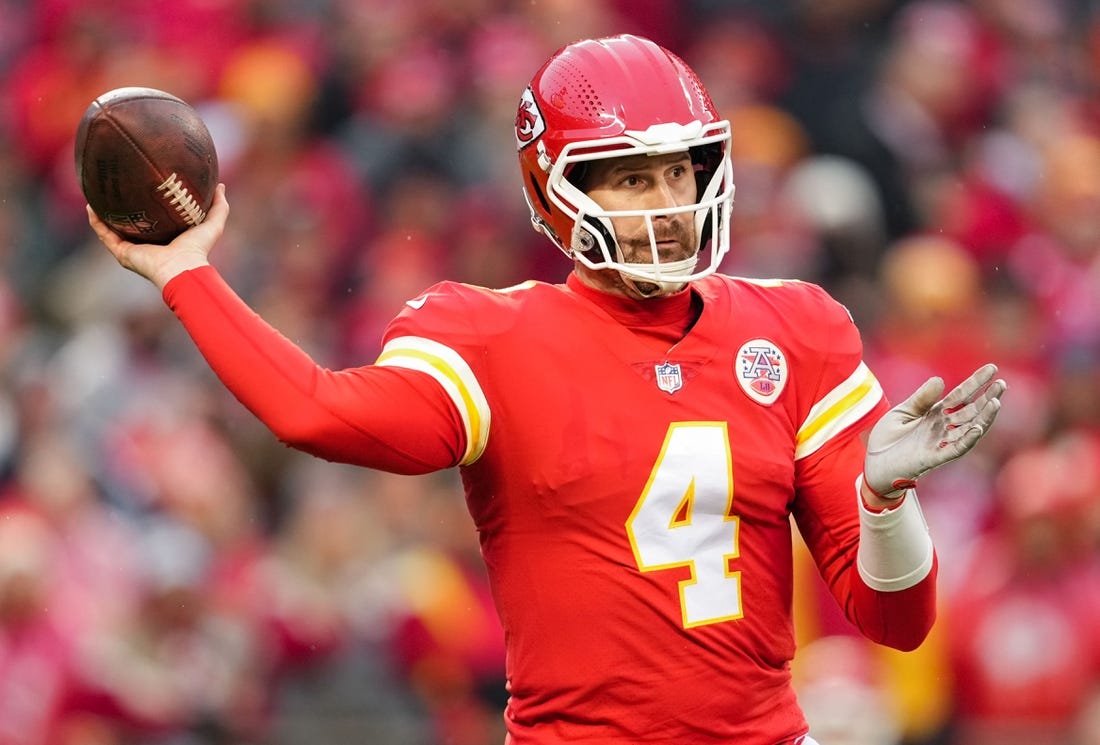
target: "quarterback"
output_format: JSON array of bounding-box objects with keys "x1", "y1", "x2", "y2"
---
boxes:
[{"x1": 89, "y1": 34, "x2": 1005, "y2": 745}]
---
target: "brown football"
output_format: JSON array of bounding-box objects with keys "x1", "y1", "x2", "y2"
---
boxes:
[{"x1": 75, "y1": 87, "x2": 218, "y2": 244}]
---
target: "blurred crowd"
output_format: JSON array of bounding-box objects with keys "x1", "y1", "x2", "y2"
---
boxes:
[{"x1": 0, "y1": 0, "x2": 1099, "y2": 743}]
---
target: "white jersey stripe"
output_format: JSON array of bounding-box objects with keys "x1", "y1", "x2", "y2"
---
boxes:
[
  {"x1": 794, "y1": 362, "x2": 883, "y2": 460},
  {"x1": 376, "y1": 335, "x2": 490, "y2": 465}
]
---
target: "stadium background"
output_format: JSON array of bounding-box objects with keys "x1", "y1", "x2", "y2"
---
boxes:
[{"x1": 0, "y1": 0, "x2": 1099, "y2": 743}]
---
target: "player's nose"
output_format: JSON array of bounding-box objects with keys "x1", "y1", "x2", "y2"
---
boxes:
[{"x1": 645, "y1": 181, "x2": 684, "y2": 219}]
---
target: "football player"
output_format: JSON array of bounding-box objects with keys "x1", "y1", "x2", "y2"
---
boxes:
[{"x1": 88, "y1": 34, "x2": 1005, "y2": 745}]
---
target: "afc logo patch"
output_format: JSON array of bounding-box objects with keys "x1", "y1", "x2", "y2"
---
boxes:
[{"x1": 735, "y1": 339, "x2": 788, "y2": 405}]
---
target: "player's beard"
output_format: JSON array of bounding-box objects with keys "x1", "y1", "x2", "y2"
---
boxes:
[{"x1": 617, "y1": 220, "x2": 696, "y2": 297}]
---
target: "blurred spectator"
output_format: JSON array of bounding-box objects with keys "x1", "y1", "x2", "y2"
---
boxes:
[
  {"x1": 793, "y1": 635, "x2": 902, "y2": 745},
  {"x1": 776, "y1": 154, "x2": 886, "y2": 324},
  {"x1": 76, "y1": 517, "x2": 270, "y2": 743},
  {"x1": 689, "y1": 12, "x2": 792, "y2": 113},
  {"x1": 380, "y1": 470, "x2": 506, "y2": 745},
  {"x1": 809, "y1": 0, "x2": 1007, "y2": 239},
  {"x1": 262, "y1": 459, "x2": 432, "y2": 745},
  {"x1": 947, "y1": 430, "x2": 1100, "y2": 745},
  {"x1": 5, "y1": 430, "x2": 141, "y2": 643},
  {"x1": 0, "y1": 504, "x2": 79, "y2": 745},
  {"x1": 720, "y1": 104, "x2": 814, "y2": 282},
  {"x1": 865, "y1": 234, "x2": 989, "y2": 397},
  {"x1": 1007, "y1": 133, "x2": 1100, "y2": 355}
]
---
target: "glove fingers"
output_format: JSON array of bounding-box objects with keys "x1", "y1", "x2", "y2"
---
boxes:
[
  {"x1": 970, "y1": 387, "x2": 1005, "y2": 432},
  {"x1": 901, "y1": 375, "x2": 947, "y2": 416},
  {"x1": 942, "y1": 363, "x2": 999, "y2": 411},
  {"x1": 943, "y1": 378, "x2": 1007, "y2": 428},
  {"x1": 939, "y1": 395, "x2": 1003, "y2": 460}
]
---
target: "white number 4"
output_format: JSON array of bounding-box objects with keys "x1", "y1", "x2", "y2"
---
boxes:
[{"x1": 626, "y1": 423, "x2": 743, "y2": 628}]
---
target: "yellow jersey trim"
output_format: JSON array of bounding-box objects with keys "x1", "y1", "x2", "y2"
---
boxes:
[{"x1": 376, "y1": 336, "x2": 490, "y2": 465}]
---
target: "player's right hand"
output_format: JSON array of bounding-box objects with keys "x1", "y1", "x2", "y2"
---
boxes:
[{"x1": 87, "y1": 182, "x2": 228, "y2": 291}]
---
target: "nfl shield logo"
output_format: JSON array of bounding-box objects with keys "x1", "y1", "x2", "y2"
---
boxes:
[{"x1": 655, "y1": 362, "x2": 683, "y2": 394}]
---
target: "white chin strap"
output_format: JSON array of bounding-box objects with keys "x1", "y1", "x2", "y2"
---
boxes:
[{"x1": 617, "y1": 255, "x2": 699, "y2": 297}]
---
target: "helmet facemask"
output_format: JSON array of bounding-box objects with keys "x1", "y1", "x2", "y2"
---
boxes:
[{"x1": 547, "y1": 120, "x2": 735, "y2": 296}]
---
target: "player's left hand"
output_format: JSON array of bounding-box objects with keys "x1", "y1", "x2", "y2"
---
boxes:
[{"x1": 863, "y1": 363, "x2": 1007, "y2": 500}]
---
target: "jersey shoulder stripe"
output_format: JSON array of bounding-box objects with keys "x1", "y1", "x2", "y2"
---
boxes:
[
  {"x1": 795, "y1": 362, "x2": 883, "y2": 460},
  {"x1": 376, "y1": 335, "x2": 490, "y2": 465}
]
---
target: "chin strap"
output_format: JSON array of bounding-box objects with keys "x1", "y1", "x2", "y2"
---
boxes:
[{"x1": 616, "y1": 253, "x2": 699, "y2": 297}]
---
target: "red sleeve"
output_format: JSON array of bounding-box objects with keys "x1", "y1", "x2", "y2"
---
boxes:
[
  {"x1": 786, "y1": 282, "x2": 937, "y2": 651},
  {"x1": 794, "y1": 424, "x2": 938, "y2": 652},
  {"x1": 848, "y1": 553, "x2": 938, "y2": 651},
  {"x1": 162, "y1": 266, "x2": 466, "y2": 474}
]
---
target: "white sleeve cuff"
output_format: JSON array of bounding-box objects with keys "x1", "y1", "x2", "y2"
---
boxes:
[{"x1": 855, "y1": 474, "x2": 934, "y2": 592}]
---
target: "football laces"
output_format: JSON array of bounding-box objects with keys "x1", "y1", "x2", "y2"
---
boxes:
[{"x1": 156, "y1": 172, "x2": 206, "y2": 226}]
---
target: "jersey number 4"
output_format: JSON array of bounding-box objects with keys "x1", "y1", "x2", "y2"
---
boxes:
[{"x1": 626, "y1": 423, "x2": 743, "y2": 628}]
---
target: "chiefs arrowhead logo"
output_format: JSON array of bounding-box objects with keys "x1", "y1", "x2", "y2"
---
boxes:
[{"x1": 515, "y1": 87, "x2": 545, "y2": 151}]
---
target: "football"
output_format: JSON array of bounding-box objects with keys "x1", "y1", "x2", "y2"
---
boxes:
[{"x1": 75, "y1": 87, "x2": 218, "y2": 244}]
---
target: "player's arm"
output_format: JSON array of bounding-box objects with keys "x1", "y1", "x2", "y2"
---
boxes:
[
  {"x1": 786, "y1": 284, "x2": 941, "y2": 651},
  {"x1": 88, "y1": 185, "x2": 467, "y2": 474},
  {"x1": 847, "y1": 363, "x2": 1004, "y2": 640},
  {"x1": 795, "y1": 430, "x2": 938, "y2": 652},
  {"x1": 798, "y1": 362, "x2": 1004, "y2": 650}
]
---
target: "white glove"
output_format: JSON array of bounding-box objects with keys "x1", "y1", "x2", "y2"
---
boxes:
[{"x1": 864, "y1": 363, "x2": 1007, "y2": 500}]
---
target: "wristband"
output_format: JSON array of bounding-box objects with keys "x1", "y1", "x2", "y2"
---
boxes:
[{"x1": 855, "y1": 474, "x2": 934, "y2": 592}]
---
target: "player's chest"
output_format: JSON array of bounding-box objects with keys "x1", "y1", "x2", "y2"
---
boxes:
[
  {"x1": 490, "y1": 323, "x2": 798, "y2": 434},
  {"x1": 482, "y1": 338, "x2": 799, "y2": 525}
]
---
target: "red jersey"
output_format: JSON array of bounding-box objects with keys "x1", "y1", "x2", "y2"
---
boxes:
[{"x1": 164, "y1": 267, "x2": 935, "y2": 744}]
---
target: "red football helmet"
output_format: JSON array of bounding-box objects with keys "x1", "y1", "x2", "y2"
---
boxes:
[{"x1": 516, "y1": 34, "x2": 734, "y2": 293}]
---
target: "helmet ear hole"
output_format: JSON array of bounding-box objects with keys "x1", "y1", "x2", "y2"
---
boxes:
[{"x1": 527, "y1": 172, "x2": 552, "y2": 213}]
